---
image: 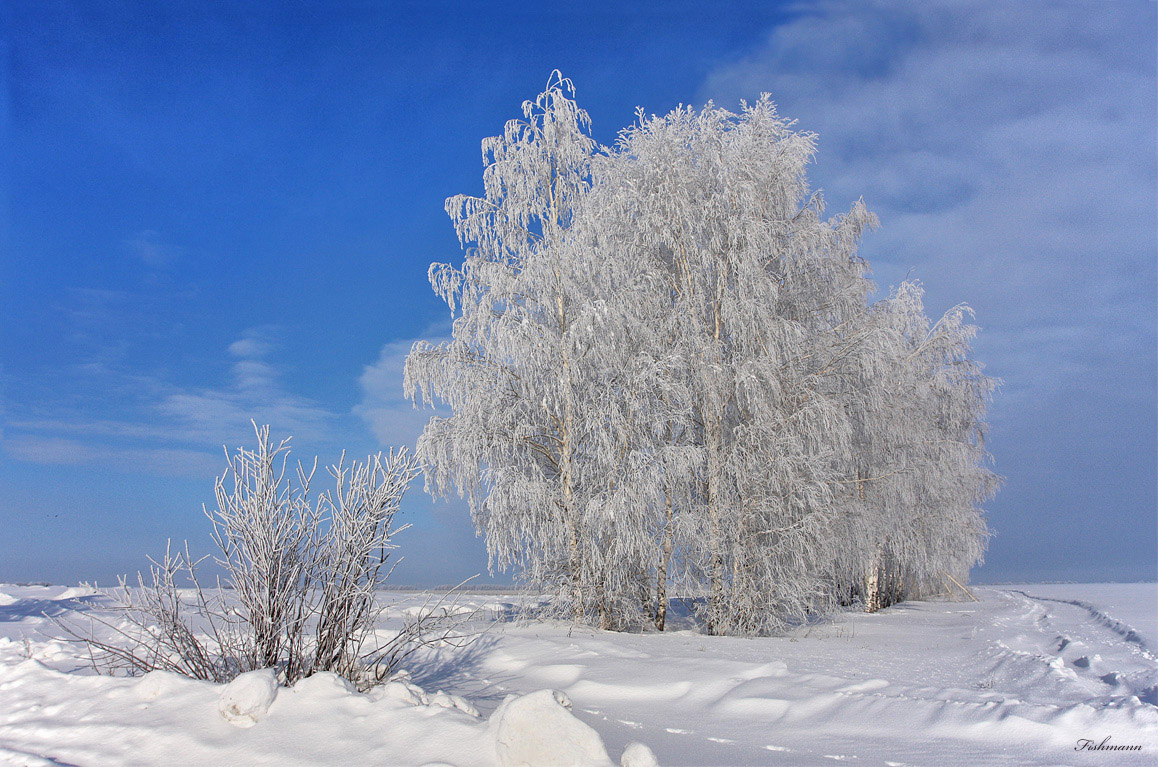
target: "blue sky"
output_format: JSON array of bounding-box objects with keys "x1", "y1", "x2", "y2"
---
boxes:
[{"x1": 2, "y1": 1, "x2": 1154, "y2": 587}]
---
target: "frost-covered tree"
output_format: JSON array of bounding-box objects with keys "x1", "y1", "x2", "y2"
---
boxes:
[
  {"x1": 591, "y1": 99, "x2": 878, "y2": 634},
  {"x1": 866, "y1": 282, "x2": 998, "y2": 606},
  {"x1": 59, "y1": 425, "x2": 465, "y2": 689},
  {"x1": 404, "y1": 73, "x2": 612, "y2": 620},
  {"x1": 561, "y1": 204, "x2": 697, "y2": 630},
  {"x1": 823, "y1": 281, "x2": 999, "y2": 611},
  {"x1": 408, "y1": 75, "x2": 998, "y2": 635}
]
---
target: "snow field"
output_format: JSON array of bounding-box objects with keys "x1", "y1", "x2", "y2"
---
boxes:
[{"x1": 0, "y1": 583, "x2": 1155, "y2": 765}]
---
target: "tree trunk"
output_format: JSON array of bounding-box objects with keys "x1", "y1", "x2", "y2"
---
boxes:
[
  {"x1": 561, "y1": 427, "x2": 582, "y2": 622},
  {"x1": 655, "y1": 490, "x2": 675, "y2": 631},
  {"x1": 730, "y1": 495, "x2": 750, "y2": 614},
  {"x1": 864, "y1": 546, "x2": 882, "y2": 613},
  {"x1": 705, "y1": 414, "x2": 725, "y2": 635},
  {"x1": 705, "y1": 275, "x2": 728, "y2": 635},
  {"x1": 555, "y1": 266, "x2": 584, "y2": 624}
]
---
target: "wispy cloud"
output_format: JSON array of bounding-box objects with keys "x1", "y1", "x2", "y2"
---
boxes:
[
  {"x1": 355, "y1": 324, "x2": 451, "y2": 450},
  {"x1": 699, "y1": 0, "x2": 1156, "y2": 579},
  {"x1": 122, "y1": 229, "x2": 182, "y2": 269},
  {"x1": 226, "y1": 325, "x2": 278, "y2": 360},
  {"x1": 3, "y1": 434, "x2": 92, "y2": 465},
  {"x1": 150, "y1": 326, "x2": 335, "y2": 446},
  {"x1": 3, "y1": 326, "x2": 337, "y2": 474},
  {"x1": 700, "y1": 0, "x2": 1156, "y2": 404},
  {"x1": 3, "y1": 433, "x2": 220, "y2": 477}
]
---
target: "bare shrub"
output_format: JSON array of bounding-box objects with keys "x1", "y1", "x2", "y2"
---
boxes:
[
  {"x1": 205, "y1": 425, "x2": 319, "y2": 679},
  {"x1": 56, "y1": 423, "x2": 481, "y2": 690},
  {"x1": 57, "y1": 541, "x2": 243, "y2": 683}
]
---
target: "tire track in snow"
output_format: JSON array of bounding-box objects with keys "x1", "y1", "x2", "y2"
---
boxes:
[
  {"x1": 1005, "y1": 590, "x2": 1158, "y2": 707},
  {"x1": 1008, "y1": 591, "x2": 1154, "y2": 656}
]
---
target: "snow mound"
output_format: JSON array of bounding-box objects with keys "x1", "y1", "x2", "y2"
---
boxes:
[
  {"x1": 399, "y1": 604, "x2": 475, "y2": 618},
  {"x1": 0, "y1": 592, "x2": 17, "y2": 607},
  {"x1": 620, "y1": 742, "x2": 659, "y2": 767},
  {"x1": 376, "y1": 680, "x2": 426, "y2": 706},
  {"x1": 367, "y1": 674, "x2": 480, "y2": 717},
  {"x1": 56, "y1": 586, "x2": 97, "y2": 600},
  {"x1": 135, "y1": 669, "x2": 191, "y2": 701},
  {"x1": 28, "y1": 641, "x2": 66, "y2": 661},
  {"x1": 430, "y1": 689, "x2": 480, "y2": 717},
  {"x1": 491, "y1": 689, "x2": 614, "y2": 767},
  {"x1": 291, "y1": 671, "x2": 356, "y2": 697},
  {"x1": 218, "y1": 668, "x2": 278, "y2": 728}
]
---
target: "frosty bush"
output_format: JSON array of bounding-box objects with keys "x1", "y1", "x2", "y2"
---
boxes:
[
  {"x1": 60, "y1": 424, "x2": 476, "y2": 689},
  {"x1": 407, "y1": 74, "x2": 1000, "y2": 635}
]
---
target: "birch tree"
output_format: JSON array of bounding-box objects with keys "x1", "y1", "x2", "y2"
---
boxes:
[
  {"x1": 824, "y1": 281, "x2": 998, "y2": 611},
  {"x1": 592, "y1": 99, "x2": 877, "y2": 634},
  {"x1": 405, "y1": 74, "x2": 610, "y2": 620},
  {"x1": 870, "y1": 282, "x2": 998, "y2": 604},
  {"x1": 407, "y1": 76, "x2": 999, "y2": 635}
]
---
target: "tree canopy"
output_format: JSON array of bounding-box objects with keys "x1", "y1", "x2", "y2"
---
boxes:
[{"x1": 405, "y1": 74, "x2": 999, "y2": 635}]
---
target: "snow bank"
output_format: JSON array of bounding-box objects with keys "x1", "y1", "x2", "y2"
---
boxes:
[
  {"x1": 492, "y1": 689, "x2": 613, "y2": 766},
  {"x1": 291, "y1": 671, "x2": 357, "y2": 697},
  {"x1": 376, "y1": 679, "x2": 428, "y2": 706},
  {"x1": 135, "y1": 669, "x2": 193, "y2": 701},
  {"x1": 56, "y1": 586, "x2": 98, "y2": 600},
  {"x1": 0, "y1": 583, "x2": 1152, "y2": 766},
  {"x1": 619, "y1": 742, "x2": 659, "y2": 767},
  {"x1": 488, "y1": 689, "x2": 657, "y2": 767},
  {"x1": 218, "y1": 668, "x2": 278, "y2": 727},
  {"x1": 430, "y1": 690, "x2": 481, "y2": 717}
]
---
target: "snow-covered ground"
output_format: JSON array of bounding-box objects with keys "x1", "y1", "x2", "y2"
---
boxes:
[{"x1": 0, "y1": 583, "x2": 1154, "y2": 766}]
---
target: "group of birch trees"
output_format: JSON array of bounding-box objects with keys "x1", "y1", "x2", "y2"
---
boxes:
[{"x1": 404, "y1": 75, "x2": 1000, "y2": 636}]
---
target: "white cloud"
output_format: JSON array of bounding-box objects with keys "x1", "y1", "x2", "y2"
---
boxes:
[
  {"x1": 699, "y1": 0, "x2": 1156, "y2": 406},
  {"x1": 696, "y1": 1, "x2": 1157, "y2": 578},
  {"x1": 123, "y1": 229, "x2": 181, "y2": 268},
  {"x1": 227, "y1": 326, "x2": 277, "y2": 359},
  {"x1": 3, "y1": 434, "x2": 92, "y2": 465},
  {"x1": 355, "y1": 324, "x2": 451, "y2": 450},
  {"x1": 154, "y1": 327, "x2": 334, "y2": 447},
  {"x1": 3, "y1": 326, "x2": 337, "y2": 474},
  {"x1": 1, "y1": 433, "x2": 220, "y2": 477}
]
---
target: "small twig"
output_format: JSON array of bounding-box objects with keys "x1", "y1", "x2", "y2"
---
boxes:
[{"x1": 941, "y1": 570, "x2": 978, "y2": 602}]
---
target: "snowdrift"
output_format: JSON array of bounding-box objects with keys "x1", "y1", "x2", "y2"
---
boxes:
[{"x1": 0, "y1": 583, "x2": 1155, "y2": 765}]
